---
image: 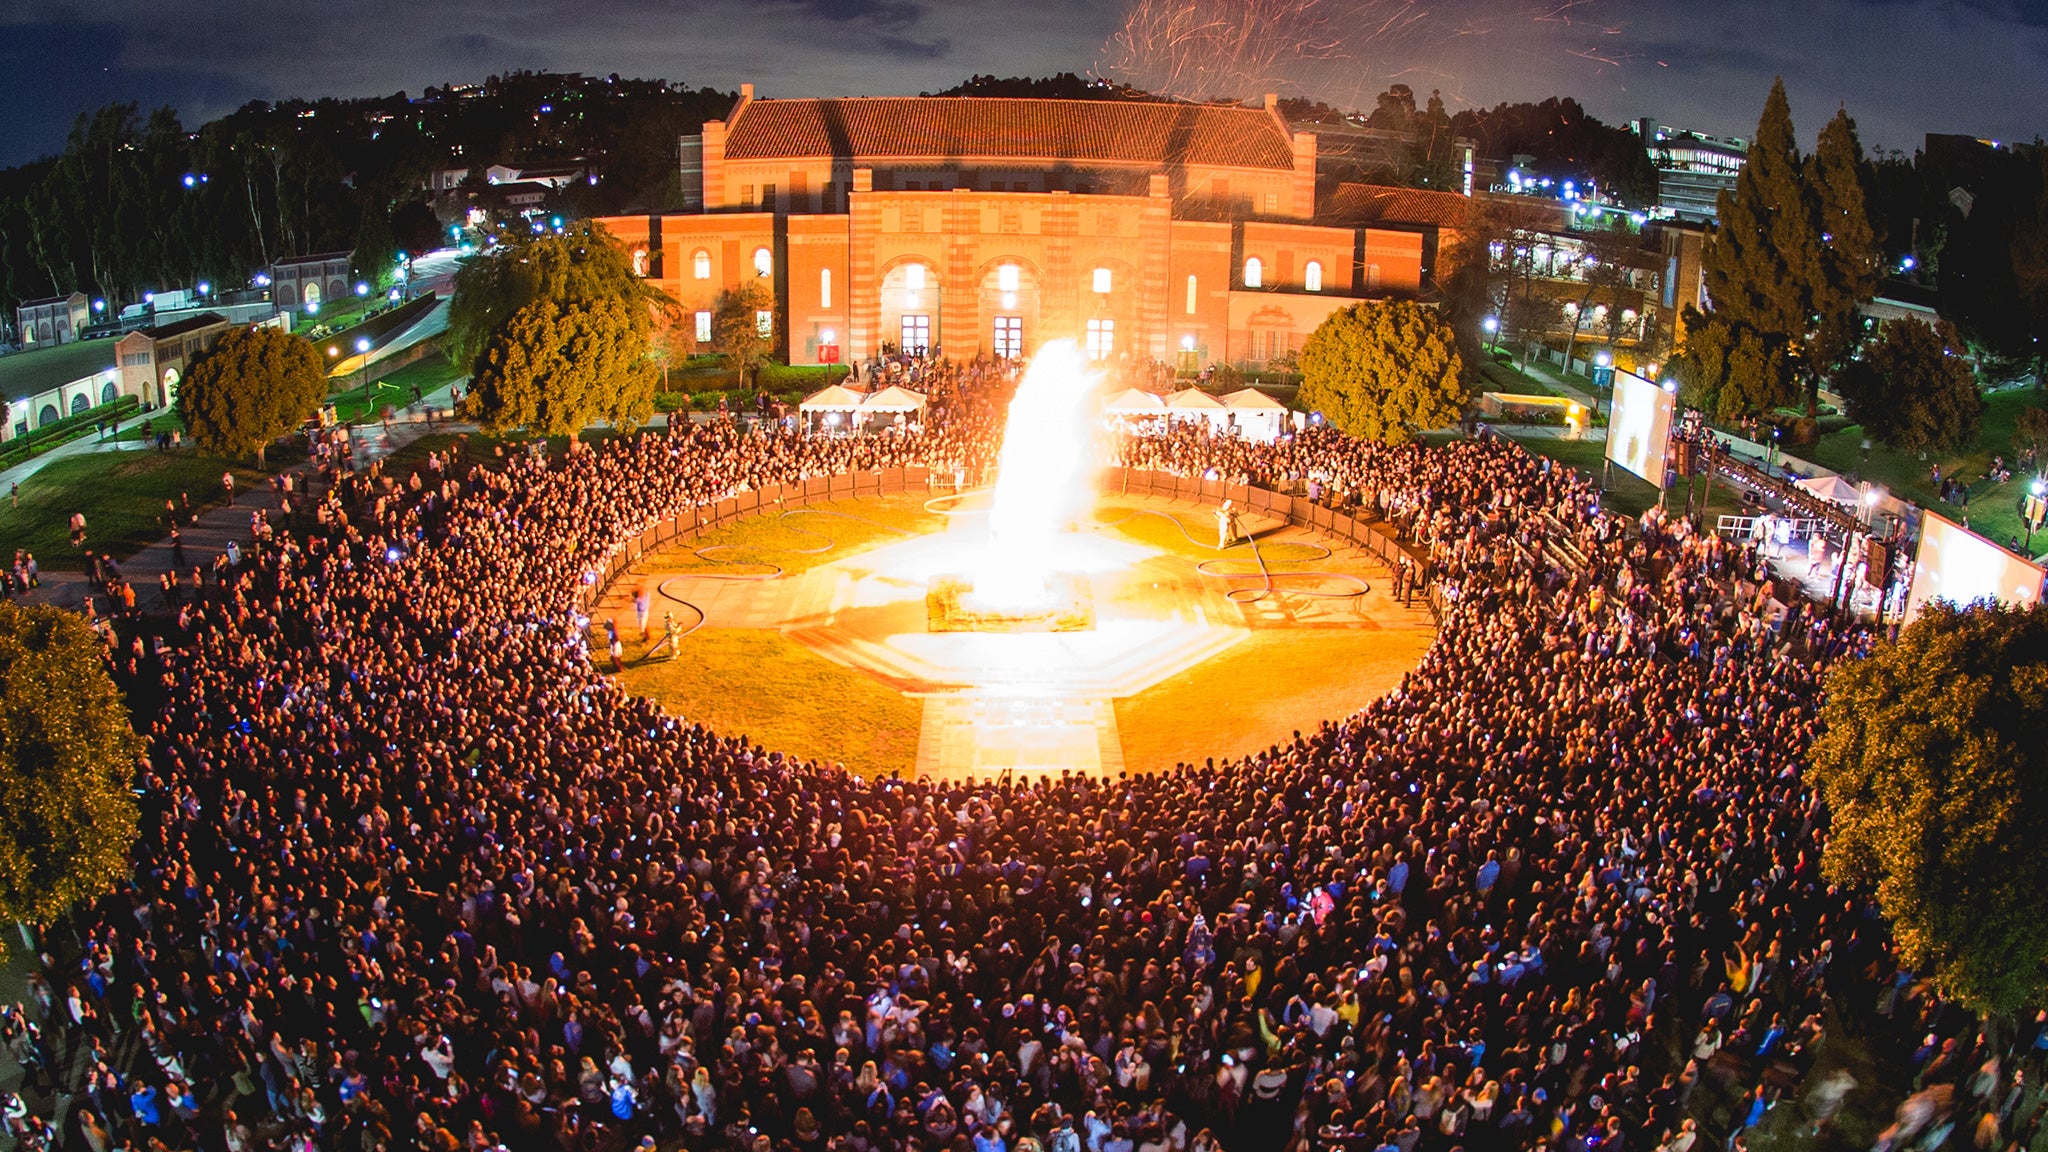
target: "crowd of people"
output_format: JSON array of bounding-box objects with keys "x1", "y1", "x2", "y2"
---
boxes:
[{"x1": 3, "y1": 387, "x2": 2042, "y2": 1152}]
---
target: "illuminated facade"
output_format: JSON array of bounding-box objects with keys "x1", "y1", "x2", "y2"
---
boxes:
[{"x1": 598, "y1": 87, "x2": 1454, "y2": 369}]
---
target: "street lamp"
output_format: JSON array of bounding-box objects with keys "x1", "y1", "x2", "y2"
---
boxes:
[
  {"x1": 2027, "y1": 478, "x2": 2048, "y2": 553},
  {"x1": 357, "y1": 337, "x2": 374, "y2": 417}
]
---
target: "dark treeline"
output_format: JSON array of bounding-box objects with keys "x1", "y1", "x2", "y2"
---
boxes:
[{"x1": 0, "y1": 72, "x2": 733, "y2": 320}]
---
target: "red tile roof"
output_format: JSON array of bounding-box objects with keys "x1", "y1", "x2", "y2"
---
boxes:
[
  {"x1": 722, "y1": 97, "x2": 1296, "y2": 171},
  {"x1": 1322, "y1": 183, "x2": 1472, "y2": 229}
]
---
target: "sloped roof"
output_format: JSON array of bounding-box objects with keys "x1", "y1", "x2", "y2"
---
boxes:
[
  {"x1": 1222, "y1": 387, "x2": 1288, "y2": 410},
  {"x1": 1102, "y1": 387, "x2": 1166, "y2": 413},
  {"x1": 1165, "y1": 388, "x2": 1226, "y2": 410},
  {"x1": 139, "y1": 313, "x2": 228, "y2": 340},
  {"x1": 798, "y1": 384, "x2": 867, "y2": 411},
  {"x1": 859, "y1": 384, "x2": 927, "y2": 411},
  {"x1": 1322, "y1": 183, "x2": 1472, "y2": 229},
  {"x1": 723, "y1": 97, "x2": 1296, "y2": 171}
]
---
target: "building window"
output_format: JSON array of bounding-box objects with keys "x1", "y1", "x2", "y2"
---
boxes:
[
  {"x1": 905, "y1": 264, "x2": 928, "y2": 290},
  {"x1": 632, "y1": 248, "x2": 650, "y2": 277},
  {"x1": 761, "y1": 184, "x2": 776, "y2": 209},
  {"x1": 695, "y1": 311, "x2": 713, "y2": 343},
  {"x1": 1092, "y1": 267, "x2": 1112, "y2": 294},
  {"x1": 1243, "y1": 257, "x2": 1263, "y2": 288},
  {"x1": 753, "y1": 247, "x2": 773, "y2": 278},
  {"x1": 1304, "y1": 260, "x2": 1323, "y2": 292},
  {"x1": 1186, "y1": 275, "x2": 1198, "y2": 315},
  {"x1": 901, "y1": 314, "x2": 931, "y2": 354},
  {"x1": 1085, "y1": 318, "x2": 1115, "y2": 360},
  {"x1": 998, "y1": 264, "x2": 1020, "y2": 293},
  {"x1": 1263, "y1": 192, "x2": 1279, "y2": 214},
  {"x1": 693, "y1": 250, "x2": 712, "y2": 280},
  {"x1": 741, "y1": 185, "x2": 753, "y2": 205},
  {"x1": 755, "y1": 310, "x2": 774, "y2": 338},
  {"x1": 820, "y1": 268, "x2": 832, "y2": 309},
  {"x1": 1365, "y1": 264, "x2": 1382, "y2": 290},
  {"x1": 993, "y1": 316, "x2": 1022, "y2": 359}
]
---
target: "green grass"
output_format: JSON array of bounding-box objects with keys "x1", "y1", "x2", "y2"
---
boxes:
[
  {"x1": 643, "y1": 495, "x2": 948, "y2": 576},
  {"x1": 111, "y1": 411, "x2": 186, "y2": 443},
  {"x1": 618, "y1": 628, "x2": 922, "y2": 775},
  {"x1": 0, "y1": 450, "x2": 273, "y2": 565},
  {"x1": 0, "y1": 340, "x2": 116, "y2": 407},
  {"x1": 327, "y1": 350, "x2": 465, "y2": 425},
  {"x1": 1789, "y1": 387, "x2": 2048, "y2": 557},
  {"x1": 1480, "y1": 360, "x2": 1562, "y2": 398}
]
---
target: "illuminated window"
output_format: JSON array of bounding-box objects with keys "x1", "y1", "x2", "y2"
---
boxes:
[
  {"x1": 1186, "y1": 274, "x2": 1198, "y2": 315},
  {"x1": 753, "y1": 247, "x2": 773, "y2": 277},
  {"x1": 631, "y1": 248, "x2": 649, "y2": 277},
  {"x1": 694, "y1": 311, "x2": 712, "y2": 343},
  {"x1": 1304, "y1": 260, "x2": 1323, "y2": 292},
  {"x1": 998, "y1": 263, "x2": 1020, "y2": 292},
  {"x1": 820, "y1": 268, "x2": 832, "y2": 309},
  {"x1": 1263, "y1": 192, "x2": 1278, "y2": 214},
  {"x1": 1243, "y1": 257, "x2": 1263, "y2": 288},
  {"x1": 993, "y1": 316, "x2": 1022, "y2": 359},
  {"x1": 1085, "y1": 318, "x2": 1115, "y2": 360},
  {"x1": 905, "y1": 264, "x2": 928, "y2": 290},
  {"x1": 693, "y1": 250, "x2": 711, "y2": 280},
  {"x1": 755, "y1": 310, "x2": 774, "y2": 338},
  {"x1": 1092, "y1": 267, "x2": 1112, "y2": 294},
  {"x1": 901, "y1": 314, "x2": 931, "y2": 354}
]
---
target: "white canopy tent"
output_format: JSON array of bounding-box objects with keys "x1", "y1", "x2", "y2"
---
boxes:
[
  {"x1": 1221, "y1": 387, "x2": 1289, "y2": 443},
  {"x1": 1102, "y1": 387, "x2": 1166, "y2": 416},
  {"x1": 798, "y1": 384, "x2": 868, "y2": 434},
  {"x1": 1795, "y1": 474, "x2": 1862, "y2": 506},
  {"x1": 859, "y1": 384, "x2": 928, "y2": 430},
  {"x1": 1165, "y1": 388, "x2": 1231, "y2": 433}
]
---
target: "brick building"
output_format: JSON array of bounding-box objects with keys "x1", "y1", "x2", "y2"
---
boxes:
[
  {"x1": 598, "y1": 88, "x2": 1458, "y2": 370},
  {"x1": 15, "y1": 292, "x2": 91, "y2": 348}
]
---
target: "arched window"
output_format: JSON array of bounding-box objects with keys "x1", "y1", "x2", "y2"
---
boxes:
[
  {"x1": 997, "y1": 264, "x2": 1020, "y2": 293},
  {"x1": 905, "y1": 263, "x2": 928, "y2": 290},
  {"x1": 753, "y1": 247, "x2": 772, "y2": 278},
  {"x1": 1185, "y1": 274, "x2": 1198, "y2": 315},
  {"x1": 1304, "y1": 260, "x2": 1323, "y2": 292},
  {"x1": 693, "y1": 249, "x2": 712, "y2": 280},
  {"x1": 631, "y1": 248, "x2": 650, "y2": 277},
  {"x1": 1092, "y1": 267, "x2": 1112, "y2": 294},
  {"x1": 1243, "y1": 256, "x2": 1263, "y2": 288},
  {"x1": 820, "y1": 268, "x2": 832, "y2": 309}
]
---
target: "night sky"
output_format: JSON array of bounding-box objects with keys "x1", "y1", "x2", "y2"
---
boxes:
[{"x1": 2, "y1": 0, "x2": 2044, "y2": 167}]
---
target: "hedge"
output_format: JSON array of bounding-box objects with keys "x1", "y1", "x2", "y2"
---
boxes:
[{"x1": 0, "y1": 394, "x2": 143, "y2": 469}]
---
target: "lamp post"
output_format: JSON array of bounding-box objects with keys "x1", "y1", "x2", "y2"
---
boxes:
[
  {"x1": 357, "y1": 337, "x2": 374, "y2": 419},
  {"x1": 2026, "y1": 477, "x2": 2047, "y2": 554}
]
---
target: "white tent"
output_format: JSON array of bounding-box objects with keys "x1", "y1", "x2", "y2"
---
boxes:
[
  {"x1": 798, "y1": 384, "x2": 868, "y2": 434},
  {"x1": 1221, "y1": 387, "x2": 1289, "y2": 443},
  {"x1": 859, "y1": 384, "x2": 927, "y2": 412},
  {"x1": 1102, "y1": 387, "x2": 1166, "y2": 415},
  {"x1": 1165, "y1": 388, "x2": 1231, "y2": 433},
  {"x1": 1795, "y1": 474, "x2": 1861, "y2": 506}
]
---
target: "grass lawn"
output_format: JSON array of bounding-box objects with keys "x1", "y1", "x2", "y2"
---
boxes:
[
  {"x1": 1790, "y1": 387, "x2": 2048, "y2": 558},
  {"x1": 1091, "y1": 501, "x2": 1329, "y2": 564},
  {"x1": 1116, "y1": 629, "x2": 1433, "y2": 771},
  {"x1": 111, "y1": 411, "x2": 186, "y2": 443},
  {"x1": 641, "y1": 494, "x2": 948, "y2": 576},
  {"x1": 618, "y1": 628, "x2": 923, "y2": 775},
  {"x1": 1480, "y1": 360, "x2": 1561, "y2": 397},
  {"x1": 329, "y1": 351, "x2": 465, "y2": 425},
  {"x1": 0, "y1": 450, "x2": 272, "y2": 565}
]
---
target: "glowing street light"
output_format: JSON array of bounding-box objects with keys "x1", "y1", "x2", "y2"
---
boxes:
[
  {"x1": 357, "y1": 336, "x2": 374, "y2": 417},
  {"x1": 355, "y1": 282, "x2": 371, "y2": 297}
]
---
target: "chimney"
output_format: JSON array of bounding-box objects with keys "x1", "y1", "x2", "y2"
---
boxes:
[
  {"x1": 702, "y1": 120, "x2": 728, "y2": 211},
  {"x1": 741, "y1": 83, "x2": 755, "y2": 101},
  {"x1": 1264, "y1": 93, "x2": 1279, "y2": 114}
]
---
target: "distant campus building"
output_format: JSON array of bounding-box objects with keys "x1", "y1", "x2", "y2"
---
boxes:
[
  {"x1": 14, "y1": 292, "x2": 91, "y2": 348},
  {"x1": 598, "y1": 87, "x2": 1471, "y2": 370}
]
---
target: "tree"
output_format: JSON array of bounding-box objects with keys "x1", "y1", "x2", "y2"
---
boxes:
[
  {"x1": 1670, "y1": 310, "x2": 1798, "y2": 420},
  {"x1": 713, "y1": 280, "x2": 776, "y2": 389},
  {"x1": 2013, "y1": 405, "x2": 2048, "y2": 465},
  {"x1": 0, "y1": 602, "x2": 141, "y2": 942},
  {"x1": 1834, "y1": 318, "x2": 1983, "y2": 454},
  {"x1": 447, "y1": 221, "x2": 667, "y2": 370},
  {"x1": 1704, "y1": 81, "x2": 1818, "y2": 342},
  {"x1": 463, "y1": 295, "x2": 658, "y2": 435},
  {"x1": 176, "y1": 325, "x2": 329, "y2": 468},
  {"x1": 1810, "y1": 602, "x2": 2048, "y2": 1017},
  {"x1": 350, "y1": 199, "x2": 396, "y2": 287},
  {"x1": 1807, "y1": 109, "x2": 1883, "y2": 391},
  {"x1": 1298, "y1": 301, "x2": 1467, "y2": 444}
]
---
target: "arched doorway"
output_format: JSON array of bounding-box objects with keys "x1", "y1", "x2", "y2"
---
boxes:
[
  {"x1": 302, "y1": 281, "x2": 322, "y2": 309},
  {"x1": 162, "y1": 367, "x2": 182, "y2": 407},
  {"x1": 101, "y1": 381, "x2": 118, "y2": 405},
  {"x1": 977, "y1": 259, "x2": 1041, "y2": 361},
  {"x1": 38, "y1": 404, "x2": 59, "y2": 426},
  {"x1": 879, "y1": 259, "x2": 941, "y2": 355},
  {"x1": 277, "y1": 282, "x2": 298, "y2": 308},
  {"x1": 70, "y1": 393, "x2": 90, "y2": 415}
]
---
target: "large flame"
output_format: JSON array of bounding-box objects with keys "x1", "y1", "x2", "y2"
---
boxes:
[{"x1": 972, "y1": 340, "x2": 1100, "y2": 610}]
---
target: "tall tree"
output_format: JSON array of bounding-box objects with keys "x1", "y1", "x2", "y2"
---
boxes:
[
  {"x1": 1811, "y1": 602, "x2": 2048, "y2": 1018},
  {"x1": 0, "y1": 602, "x2": 141, "y2": 943},
  {"x1": 1703, "y1": 79, "x2": 1817, "y2": 345},
  {"x1": 462, "y1": 295, "x2": 658, "y2": 434},
  {"x1": 176, "y1": 326, "x2": 330, "y2": 467},
  {"x1": 712, "y1": 280, "x2": 777, "y2": 389},
  {"x1": 447, "y1": 222, "x2": 669, "y2": 370},
  {"x1": 1807, "y1": 108, "x2": 1883, "y2": 391},
  {"x1": 1671, "y1": 309, "x2": 1798, "y2": 419},
  {"x1": 1833, "y1": 318, "x2": 1983, "y2": 454},
  {"x1": 1298, "y1": 300, "x2": 1467, "y2": 444}
]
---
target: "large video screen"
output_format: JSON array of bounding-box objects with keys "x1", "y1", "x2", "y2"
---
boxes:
[
  {"x1": 1604, "y1": 370, "x2": 1676, "y2": 488},
  {"x1": 1903, "y1": 512, "x2": 2046, "y2": 624}
]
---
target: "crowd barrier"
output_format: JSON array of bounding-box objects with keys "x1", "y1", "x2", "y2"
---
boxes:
[{"x1": 576, "y1": 465, "x2": 1442, "y2": 619}]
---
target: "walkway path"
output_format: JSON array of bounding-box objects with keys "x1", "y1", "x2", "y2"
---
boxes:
[{"x1": 22, "y1": 384, "x2": 462, "y2": 614}]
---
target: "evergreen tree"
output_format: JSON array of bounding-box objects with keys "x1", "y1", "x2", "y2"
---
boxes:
[
  {"x1": 1298, "y1": 301, "x2": 1467, "y2": 444},
  {"x1": 1671, "y1": 309, "x2": 1799, "y2": 419},
  {"x1": 176, "y1": 326, "x2": 330, "y2": 468},
  {"x1": 1807, "y1": 108, "x2": 1882, "y2": 389},
  {"x1": 448, "y1": 222, "x2": 669, "y2": 370},
  {"x1": 713, "y1": 280, "x2": 777, "y2": 389},
  {"x1": 463, "y1": 296, "x2": 658, "y2": 435},
  {"x1": 0, "y1": 602, "x2": 142, "y2": 942},
  {"x1": 1834, "y1": 318, "x2": 1983, "y2": 454}
]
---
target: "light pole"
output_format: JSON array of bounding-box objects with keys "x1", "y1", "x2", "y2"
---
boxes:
[
  {"x1": 2026, "y1": 477, "x2": 2047, "y2": 554},
  {"x1": 357, "y1": 337, "x2": 374, "y2": 419},
  {"x1": 1482, "y1": 315, "x2": 1500, "y2": 355}
]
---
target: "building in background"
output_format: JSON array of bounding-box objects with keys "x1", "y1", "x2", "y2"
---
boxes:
[
  {"x1": 606, "y1": 87, "x2": 1459, "y2": 370},
  {"x1": 1635, "y1": 119, "x2": 1747, "y2": 223},
  {"x1": 270, "y1": 252, "x2": 355, "y2": 312},
  {"x1": 114, "y1": 313, "x2": 234, "y2": 409},
  {"x1": 15, "y1": 292, "x2": 91, "y2": 348}
]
